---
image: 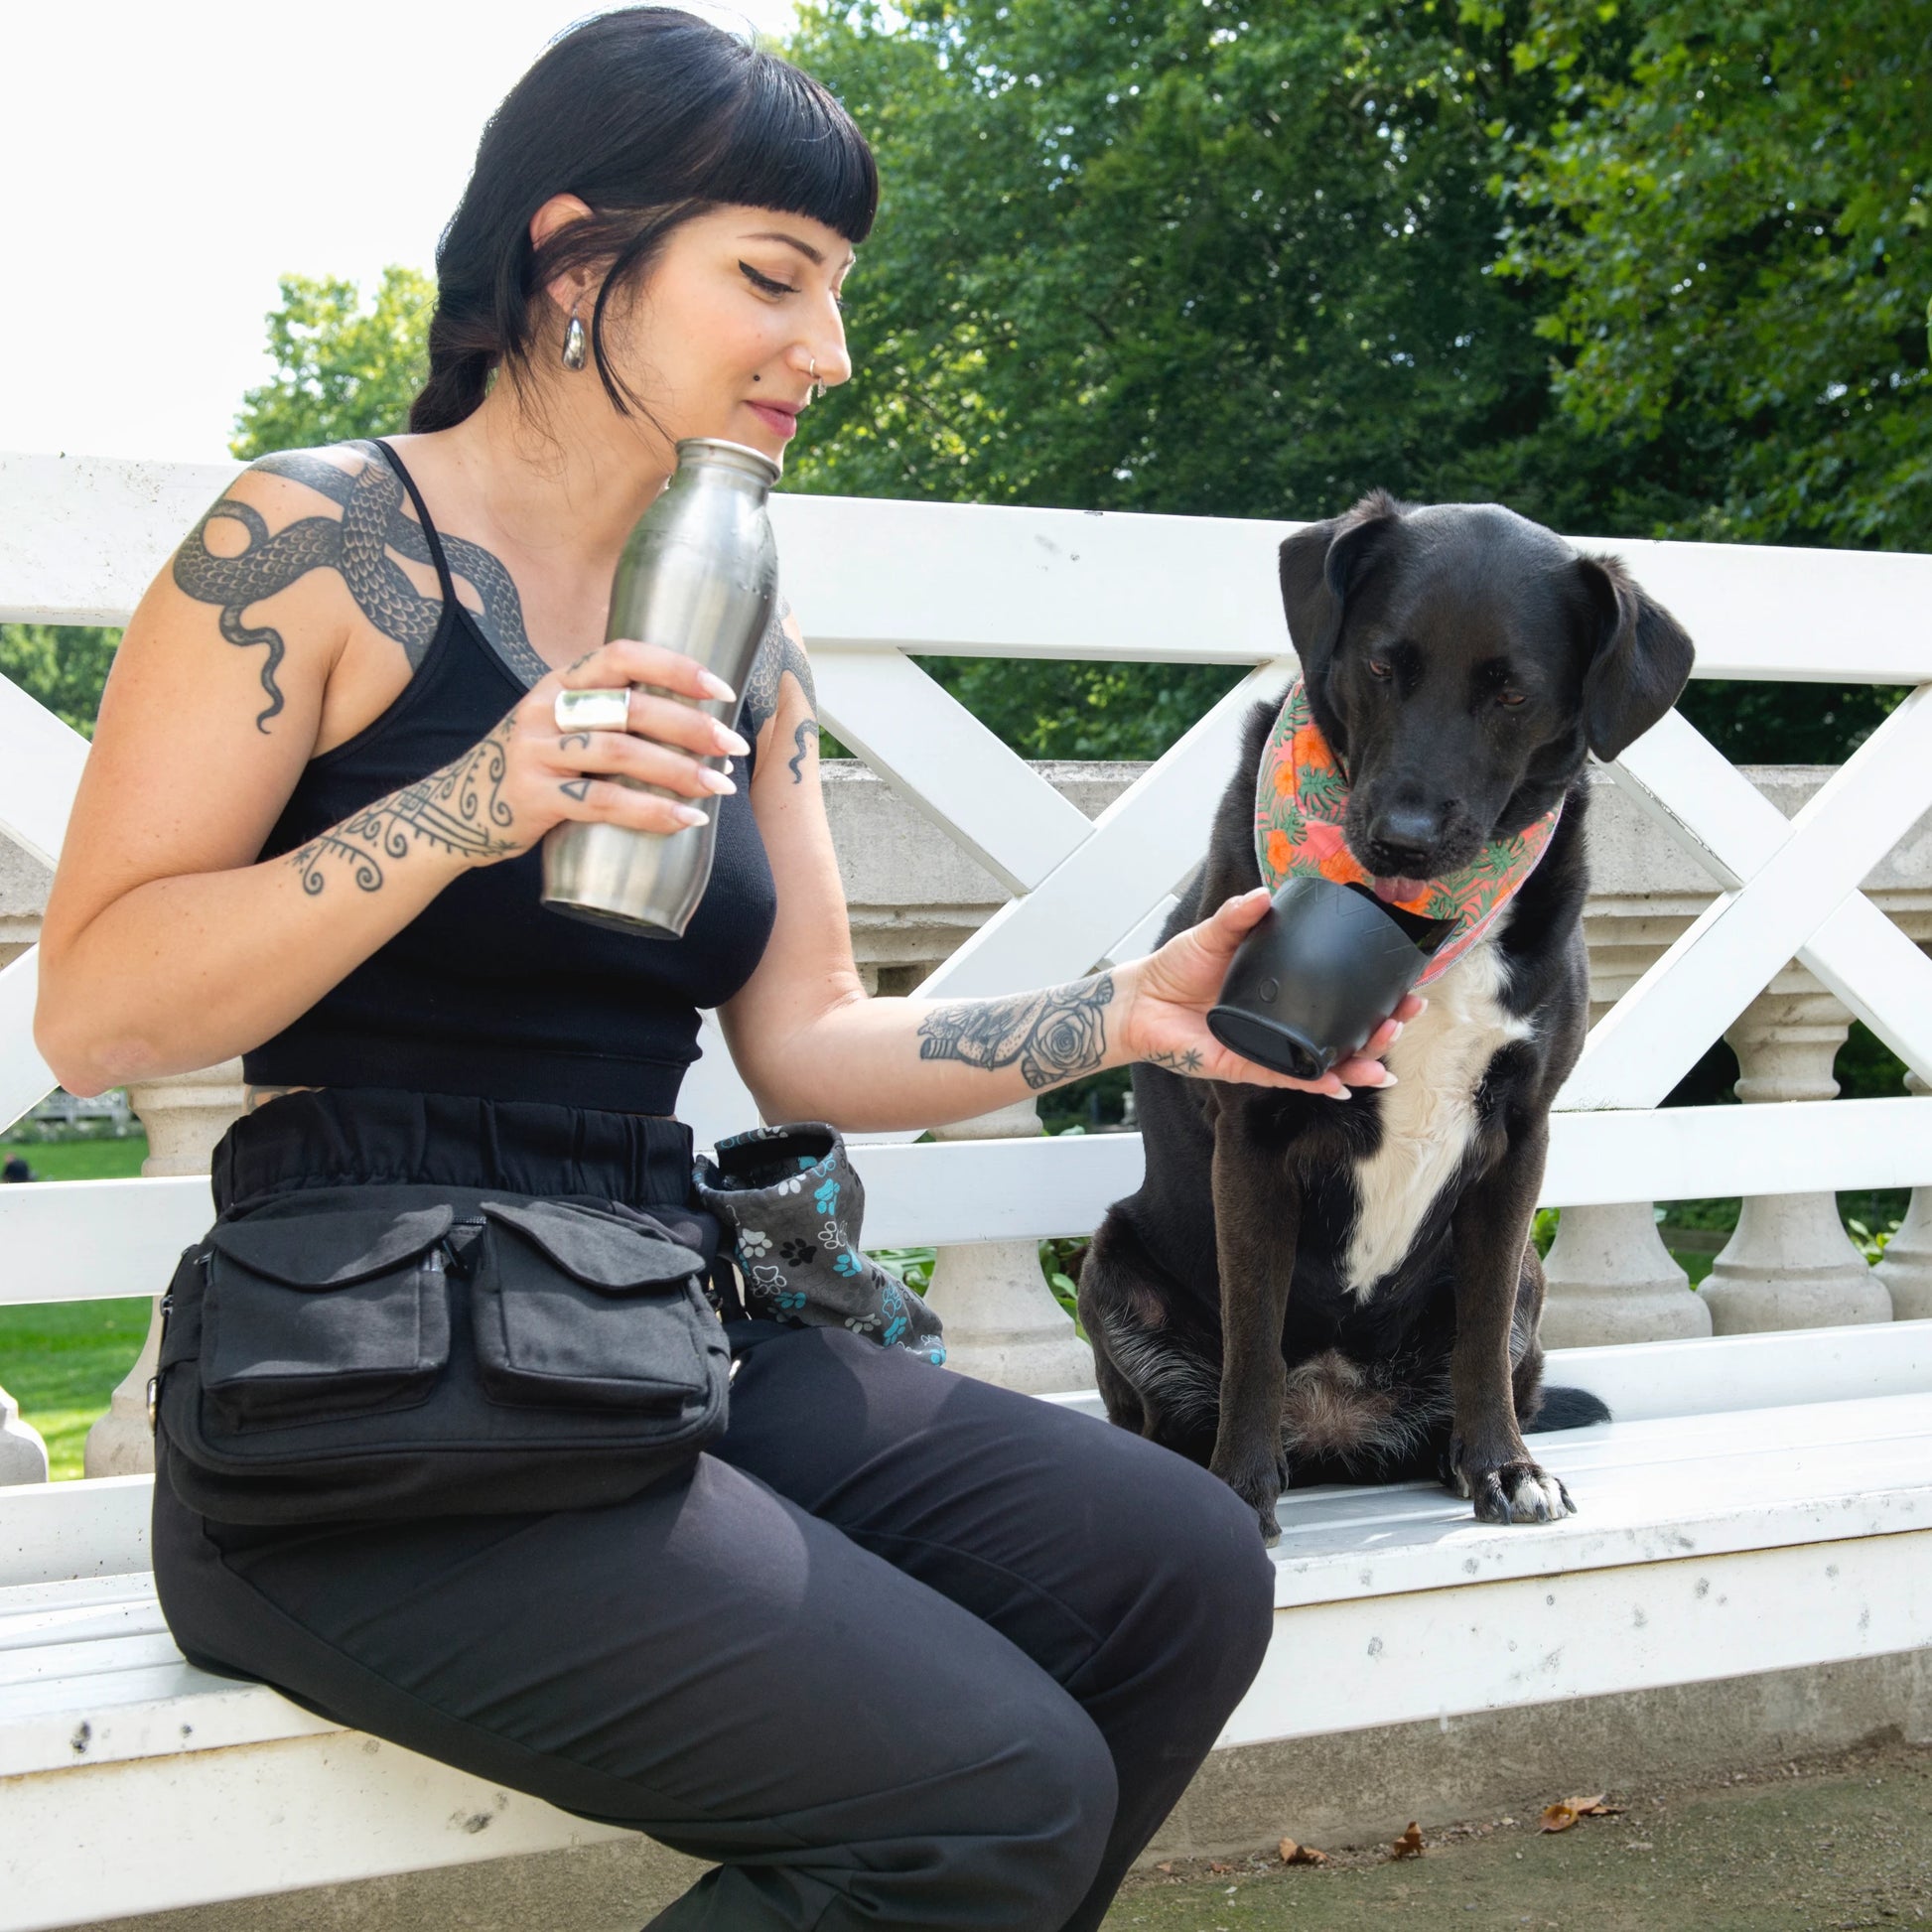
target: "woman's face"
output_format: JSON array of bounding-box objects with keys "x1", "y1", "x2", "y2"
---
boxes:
[{"x1": 604, "y1": 203, "x2": 856, "y2": 469}]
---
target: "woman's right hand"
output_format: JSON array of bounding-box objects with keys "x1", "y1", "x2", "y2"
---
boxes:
[{"x1": 480, "y1": 637, "x2": 752, "y2": 862}]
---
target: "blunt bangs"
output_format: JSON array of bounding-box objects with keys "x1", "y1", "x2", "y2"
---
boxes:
[{"x1": 705, "y1": 57, "x2": 879, "y2": 246}]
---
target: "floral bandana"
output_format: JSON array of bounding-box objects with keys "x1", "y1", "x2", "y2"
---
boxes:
[{"x1": 1253, "y1": 679, "x2": 1562, "y2": 987}]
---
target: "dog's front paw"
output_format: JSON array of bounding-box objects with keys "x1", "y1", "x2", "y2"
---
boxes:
[
  {"x1": 1452, "y1": 1455, "x2": 1575, "y2": 1524},
  {"x1": 1210, "y1": 1446, "x2": 1289, "y2": 1546}
]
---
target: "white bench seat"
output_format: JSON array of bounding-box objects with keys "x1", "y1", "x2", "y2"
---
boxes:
[{"x1": 4, "y1": 1326, "x2": 1931, "y2": 1931}]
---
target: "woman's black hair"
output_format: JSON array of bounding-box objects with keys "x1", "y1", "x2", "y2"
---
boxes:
[{"x1": 411, "y1": 8, "x2": 878, "y2": 432}]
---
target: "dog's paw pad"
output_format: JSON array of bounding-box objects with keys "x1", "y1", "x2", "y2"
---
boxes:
[{"x1": 1473, "y1": 1461, "x2": 1574, "y2": 1524}]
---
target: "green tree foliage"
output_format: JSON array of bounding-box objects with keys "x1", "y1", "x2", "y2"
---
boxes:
[
  {"x1": 784, "y1": 0, "x2": 1929, "y2": 761},
  {"x1": 230, "y1": 267, "x2": 434, "y2": 460},
  {"x1": 1503, "y1": 0, "x2": 1932, "y2": 552},
  {"x1": 1502, "y1": 0, "x2": 1932, "y2": 761},
  {"x1": 0, "y1": 625, "x2": 120, "y2": 737},
  {"x1": 781, "y1": 0, "x2": 1688, "y2": 756}
]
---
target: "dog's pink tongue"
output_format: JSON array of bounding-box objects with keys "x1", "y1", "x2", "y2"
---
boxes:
[{"x1": 1372, "y1": 876, "x2": 1429, "y2": 904}]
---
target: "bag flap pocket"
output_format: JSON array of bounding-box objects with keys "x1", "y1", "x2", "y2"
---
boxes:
[
  {"x1": 202, "y1": 1201, "x2": 454, "y2": 1426},
  {"x1": 481, "y1": 1199, "x2": 702, "y2": 1293},
  {"x1": 208, "y1": 1204, "x2": 455, "y2": 1289}
]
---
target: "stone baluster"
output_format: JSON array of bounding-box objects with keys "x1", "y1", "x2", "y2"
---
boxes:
[
  {"x1": 82, "y1": 1061, "x2": 247, "y2": 1477},
  {"x1": 1700, "y1": 986, "x2": 1891, "y2": 1333},
  {"x1": 1875, "y1": 1071, "x2": 1932, "y2": 1321},
  {"x1": 919, "y1": 1098, "x2": 1097, "y2": 1395},
  {"x1": 1539, "y1": 918, "x2": 1711, "y2": 1347},
  {"x1": 0, "y1": 1386, "x2": 50, "y2": 1485}
]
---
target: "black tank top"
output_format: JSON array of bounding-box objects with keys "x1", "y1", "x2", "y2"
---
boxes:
[{"x1": 242, "y1": 442, "x2": 778, "y2": 1114}]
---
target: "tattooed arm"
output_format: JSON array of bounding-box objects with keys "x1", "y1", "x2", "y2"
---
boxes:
[
  {"x1": 35, "y1": 450, "x2": 744, "y2": 1093},
  {"x1": 721, "y1": 888, "x2": 1405, "y2": 1132},
  {"x1": 721, "y1": 614, "x2": 1404, "y2": 1131},
  {"x1": 740, "y1": 601, "x2": 820, "y2": 784}
]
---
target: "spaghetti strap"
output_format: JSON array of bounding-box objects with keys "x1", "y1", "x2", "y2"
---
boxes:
[{"x1": 371, "y1": 439, "x2": 460, "y2": 612}]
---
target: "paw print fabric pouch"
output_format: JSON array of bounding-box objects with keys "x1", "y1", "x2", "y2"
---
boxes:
[{"x1": 692, "y1": 1124, "x2": 947, "y2": 1364}]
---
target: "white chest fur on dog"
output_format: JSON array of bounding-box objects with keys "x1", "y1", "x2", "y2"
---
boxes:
[{"x1": 1343, "y1": 918, "x2": 1534, "y2": 1298}]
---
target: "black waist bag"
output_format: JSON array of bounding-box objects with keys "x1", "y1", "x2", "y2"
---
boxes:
[{"x1": 156, "y1": 1183, "x2": 731, "y2": 1525}]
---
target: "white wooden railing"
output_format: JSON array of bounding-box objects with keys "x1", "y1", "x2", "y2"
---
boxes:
[{"x1": 5, "y1": 450, "x2": 1932, "y2": 1366}]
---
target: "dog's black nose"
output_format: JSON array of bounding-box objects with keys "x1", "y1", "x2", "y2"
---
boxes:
[{"x1": 1367, "y1": 808, "x2": 1442, "y2": 875}]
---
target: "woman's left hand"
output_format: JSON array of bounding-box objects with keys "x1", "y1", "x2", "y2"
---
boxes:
[{"x1": 1116, "y1": 886, "x2": 1425, "y2": 1098}]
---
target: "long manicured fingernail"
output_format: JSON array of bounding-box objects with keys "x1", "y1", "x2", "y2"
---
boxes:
[
  {"x1": 1389, "y1": 1022, "x2": 1406, "y2": 1043},
  {"x1": 1377, "y1": 1072, "x2": 1400, "y2": 1088},
  {"x1": 702, "y1": 673, "x2": 737, "y2": 702},
  {"x1": 718, "y1": 728, "x2": 751, "y2": 757},
  {"x1": 674, "y1": 804, "x2": 709, "y2": 827},
  {"x1": 699, "y1": 768, "x2": 737, "y2": 795}
]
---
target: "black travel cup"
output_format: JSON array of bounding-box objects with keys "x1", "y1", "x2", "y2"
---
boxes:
[{"x1": 1205, "y1": 877, "x2": 1453, "y2": 1081}]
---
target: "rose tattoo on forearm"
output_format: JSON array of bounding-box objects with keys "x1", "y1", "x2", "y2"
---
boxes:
[{"x1": 914, "y1": 973, "x2": 1113, "y2": 1090}]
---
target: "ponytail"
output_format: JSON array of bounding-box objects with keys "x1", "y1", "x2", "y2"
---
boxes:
[{"x1": 409, "y1": 310, "x2": 495, "y2": 433}]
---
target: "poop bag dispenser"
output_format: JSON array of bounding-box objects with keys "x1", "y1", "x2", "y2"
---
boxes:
[{"x1": 1204, "y1": 678, "x2": 1565, "y2": 1082}]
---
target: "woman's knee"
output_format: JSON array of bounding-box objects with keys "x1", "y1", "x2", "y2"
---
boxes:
[
  {"x1": 1095, "y1": 1442, "x2": 1277, "y2": 1689},
  {"x1": 976, "y1": 1700, "x2": 1119, "y2": 1925}
]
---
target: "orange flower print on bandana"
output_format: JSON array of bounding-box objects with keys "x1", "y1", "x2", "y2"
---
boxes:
[{"x1": 1252, "y1": 680, "x2": 1562, "y2": 987}]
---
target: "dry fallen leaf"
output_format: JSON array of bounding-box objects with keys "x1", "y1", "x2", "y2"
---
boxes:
[
  {"x1": 1390, "y1": 1822, "x2": 1426, "y2": 1860},
  {"x1": 1540, "y1": 1794, "x2": 1622, "y2": 1833},
  {"x1": 1279, "y1": 1838, "x2": 1329, "y2": 1865},
  {"x1": 1154, "y1": 1862, "x2": 1174, "y2": 1875}
]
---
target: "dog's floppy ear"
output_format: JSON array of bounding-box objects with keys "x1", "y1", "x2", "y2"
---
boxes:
[
  {"x1": 1574, "y1": 553, "x2": 1696, "y2": 761},
  {"x1": 1278, "y1": 489, "x2": 1405, "y2": 681}
]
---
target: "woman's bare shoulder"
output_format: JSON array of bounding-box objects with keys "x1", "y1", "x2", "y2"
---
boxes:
[
  {"x1": 163, "y1": 439, "x2": 453, "y2": 733},
  {"x1": 743, "y1": 601, "x2": 819, "y2": 787}
]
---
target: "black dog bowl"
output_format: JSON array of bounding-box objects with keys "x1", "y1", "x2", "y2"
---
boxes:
[{"x1": 1206, "y1": 877, "x2": 1450, "y2": 1080}]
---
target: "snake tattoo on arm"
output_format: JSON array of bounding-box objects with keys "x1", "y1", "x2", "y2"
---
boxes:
[
  {"x1": 914, "y1": 973, "x2": 1114, "y2": 1090},
  {"x1": 171, "y1": 440, "x2": 549, "y2": 731},
  {"x1": 741, "y1": 602, "x2": 821, "y2": 784}
]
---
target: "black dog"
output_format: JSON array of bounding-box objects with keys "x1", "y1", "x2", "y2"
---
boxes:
[{"x1": 1079, "y1": 491, "x2": 1694, "y2": 1542}]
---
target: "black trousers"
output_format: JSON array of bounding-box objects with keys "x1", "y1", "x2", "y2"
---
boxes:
[{"x1": 152, "y1": 1091, "x2": 1275, "y2": 1931}]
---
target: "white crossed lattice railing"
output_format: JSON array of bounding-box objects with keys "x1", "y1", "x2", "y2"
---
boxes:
[{"x1": 3, "y1": 450, "x2": 1932, "y2": 1310}]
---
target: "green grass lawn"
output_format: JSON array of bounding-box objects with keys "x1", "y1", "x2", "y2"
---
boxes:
[
  {"x1": 1, "y1": 1135, "x2": 150, "y2": 1181},
  {"x1": 0, "y1": 1296, "x2": 154, "y2": 1478},
  {"x1": 1, "y1": 1134, "x2": 153, "y2": 1476}
]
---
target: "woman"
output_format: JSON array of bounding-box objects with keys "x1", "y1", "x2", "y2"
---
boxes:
[{"x1": 36, "y1": 12, "x2": 1410, "y2": 1928}]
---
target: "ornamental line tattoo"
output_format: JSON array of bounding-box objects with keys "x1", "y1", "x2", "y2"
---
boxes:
[
  {"x1": 286, "y1": 723, "x2": 520, "y2": 896},
  {"x1": 916, "y1": 973, "x2": 1114, "y2": 1091},
  {"x1": 172, "y1": 441, "x2": 550, "y2": 732},
  {"x1": 742, "y1": 601, "x2": 821, "y2": 783}
]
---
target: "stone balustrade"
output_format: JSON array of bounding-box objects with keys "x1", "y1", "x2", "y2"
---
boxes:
[
  {"x1": 4, "y1": 758, "x2": 1929, "y2": 1475},
  {"x1": 0, "y1": 837, "x2": 48, "y2": 973}
]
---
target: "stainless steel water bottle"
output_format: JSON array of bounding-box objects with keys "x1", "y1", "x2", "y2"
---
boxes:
[{"x1": 541, "y1": 437, "x2": 781, "y2": 936}]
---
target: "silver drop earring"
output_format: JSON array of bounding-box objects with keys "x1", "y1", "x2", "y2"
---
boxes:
[
  {"x1": 562, "y1": 307, "x2": 588, "y2": 371},
  {"x1": 809, "y1": 355, "x2": 824, "y2": 403}
]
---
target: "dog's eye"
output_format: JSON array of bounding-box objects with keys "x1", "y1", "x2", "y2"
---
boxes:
[
  {"x1": 1498, "y1": 691, "x2": 1528, "y2": 708},
  {"x1": 1367, "y1": 660, "x2": 1393, "y2": 681}
]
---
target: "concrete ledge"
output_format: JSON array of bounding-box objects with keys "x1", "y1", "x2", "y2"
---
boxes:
[{"x1": 73, "y1": 1649, "x2": 1932, "y2": 1932}]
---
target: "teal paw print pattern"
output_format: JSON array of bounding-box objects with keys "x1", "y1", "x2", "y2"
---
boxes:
[{"x1": 694, "y1": 1123, "x2": 947, "y2": 1363}]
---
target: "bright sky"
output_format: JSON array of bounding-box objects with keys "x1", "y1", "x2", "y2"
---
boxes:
[{"x1": 1, "y1": 1, "x2": 798, "y2": 465}]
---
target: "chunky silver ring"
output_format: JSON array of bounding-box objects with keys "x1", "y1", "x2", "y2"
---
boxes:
[{"x1": 554, "y1": 687, "x2": 631, "y2": 734}]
